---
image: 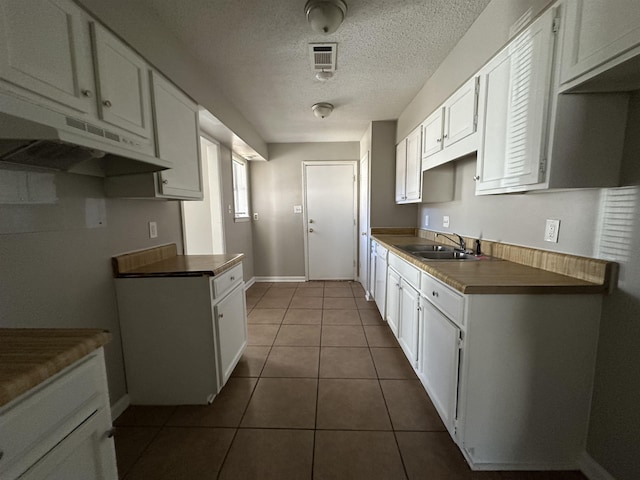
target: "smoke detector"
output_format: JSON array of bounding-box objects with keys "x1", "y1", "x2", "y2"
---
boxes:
[{"x1": 309, "y1": 43, "x2": 337, "y2": 80}]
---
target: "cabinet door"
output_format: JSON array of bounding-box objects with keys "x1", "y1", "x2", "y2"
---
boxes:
[
  {"x1": 151, "y1": 72, "x2": 202, "y2": 199},
  {"x1": 385, "y1": 268, "x2": 401, "y2": 337},
  {"x1": 214, "y1": 283, "x2": 247, "y2": 387},
  {"x1": 369, "y1": 243, "x2": 377, "y2": 299},
  {"x1": 20, "y1": 409, "x2": 117, "y2": 480},
  {"x1": 374, "y1": 252, "x2": 387, "y2": 317},
  {"x1": 444, "y1": 77, "x2": 478, "y2": 148},
  {"x1": 398, "y1": 280, "x2": 420, "y2": 367},
  {"x1": 0, "y1": 0, "x2": 95, "y2": 114},
  {"x1": 91, "y1": 22, "x2": 153, "y2": 139},
  {"x1": 560, "y1": 0, "x2": 640, "y2": 85},
  {"x1": 404, "y1": 126, "x2": 422, "y2": 201},
  {"x1": 420, "y1": 300, "x2": 461, "y2": 437},
  {"x1": 475, "y1": 9, "x2": 556, "y2": 194},
  {"x1": 395, "y1": 140, "x2": 407, "y2": 202},
  {"x1": 421, "y1": 108, "x2": 444, "y2": 158}
]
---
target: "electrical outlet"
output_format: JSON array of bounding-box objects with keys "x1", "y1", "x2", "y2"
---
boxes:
[
  {"x1": 443, "y1": 215, "x2": 450, "y2": 228},
  {"x1": 293, "y1": 205, "x2": 302, "y2": 214},
  {"x1": 544, "y1": 219, "x2": 560, "y2": 242},
  {"x1": 253, "y1": 213, "x2": 259, "y2": 221},
  {"x1": 149, "y1": 221, "x2": 158, "y2": 239},
  {"x1": 424, "y1": 215, "x2": 429, "y2": 226}
]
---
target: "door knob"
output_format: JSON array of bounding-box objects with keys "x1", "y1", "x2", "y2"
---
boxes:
[
  {"x1": 309, "y1": 228, "x2": 314, "y2": 233},
  {"x1": 309, "y1": 219, "x2": 314, "y2": 223},
  {"x1": 361, "y1": 232, "x2": 367, "y2": 236}
]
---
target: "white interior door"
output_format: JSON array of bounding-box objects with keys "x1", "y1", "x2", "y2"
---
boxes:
[
  {"x1": 304, "y1": 162, "x2": 356, "y2": 280},
  {"x1": 358, "y1": 153, "x2": 370, "y2": 291}
]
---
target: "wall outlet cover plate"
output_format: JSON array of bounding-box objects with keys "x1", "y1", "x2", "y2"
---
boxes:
[{"x1": 544, "y1": 219, "x2": 560, "y2": 242}]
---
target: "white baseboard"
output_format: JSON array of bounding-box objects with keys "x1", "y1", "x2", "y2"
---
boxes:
[
  {"x1": 579, "y1": 452, "x2": 616, "y2": 480},
  {"x1": 254, "y1": 276, "x2": 306, "y2": 283},
  {"x1": 111, "y1": 394, "x2": 130, "y2": 420},
  {"x1": 244, "y1": 277, "x2": 256, "y2": 289}
]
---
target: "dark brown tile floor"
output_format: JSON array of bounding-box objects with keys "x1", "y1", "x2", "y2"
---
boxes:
[{"x1": 114, "y1": 281, "x2": 587, "y2": 480}]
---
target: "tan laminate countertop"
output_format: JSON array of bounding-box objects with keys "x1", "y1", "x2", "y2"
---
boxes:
[
  {"x1": 115, "y1": 253, "x2": 244, "y2": 278},
  {"x1": 373, "y1": 235, "x2": 607, "y2": 294},
  {"x1": 0, "y1": 329, "x2": 111, "y2": 407}
]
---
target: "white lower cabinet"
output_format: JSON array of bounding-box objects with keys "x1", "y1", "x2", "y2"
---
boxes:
[
  {"x1": 373, "y1": 243, "x2": 388, "y2": 317},
  {"x1": 397, "y1": 279, "x2": 420, "y2": 367},
  {"x1": 115, "y1": 263, "x2": 247, "y2": 405},
  {"x1": 385, "y1": 267, "x2": 401, "y2": 337},
  {"x1": 0, "y1": 349, "x2": 117, "y2": 480}
]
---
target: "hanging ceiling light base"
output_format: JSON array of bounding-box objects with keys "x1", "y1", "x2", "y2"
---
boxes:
[
  {"x1": 312, "y1": 102, "x2": 334, "y2": 119},
  {"x1": 305, "y1": 0, "x2": 348, "y2": 34}
]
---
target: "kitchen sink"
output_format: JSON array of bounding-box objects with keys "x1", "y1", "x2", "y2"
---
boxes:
[
  {"x1": 395, "y1": 244, "x2": 456, "y2": 253},
  {"x1": 412, "y1": 250, "x2": 480, "y2": 261},
  {"x1": 394, "y1": 243, "x2": 480, "y2": 261}
]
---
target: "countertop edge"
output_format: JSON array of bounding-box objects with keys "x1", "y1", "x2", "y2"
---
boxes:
[
  {"x1": 0, "y1": 329, "x2": 112, "y2": 408},
  {"x1": 115, "y1": 253, "x2": 245, "y2": 278}
]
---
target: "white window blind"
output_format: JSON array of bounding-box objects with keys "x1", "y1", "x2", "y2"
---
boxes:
[{"x1": 596, "y1": 186, "x2": 638, "y2": 263}]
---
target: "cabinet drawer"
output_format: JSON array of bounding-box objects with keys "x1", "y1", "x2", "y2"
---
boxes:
[
  {"x1": 0, "y1": 353, "x2": 103, "y2": 479},
  {"x1": 388, "y1": 253, "x2": 420, "y2": 289},
  {"x1": 421, "y1": 273, "x2": 464, "y2": 327},
  {"x1": 211, "y1": 263, "x2": 243, "y2": 299}
]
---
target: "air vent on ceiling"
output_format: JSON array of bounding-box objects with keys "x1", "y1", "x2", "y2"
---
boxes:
[{"x1": 309, "y1": 43, "x2": 337, "y2": 72}]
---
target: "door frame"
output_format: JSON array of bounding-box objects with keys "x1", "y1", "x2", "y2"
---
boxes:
[
  {"x1": 302, "y1": 160, "x2": 358, "y2": 281},
  {"x1": 358, "y1": 152, "x2": 370, "y2": 291}
]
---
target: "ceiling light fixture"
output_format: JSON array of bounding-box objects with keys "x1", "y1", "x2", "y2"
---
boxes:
[
  {"x1": 305, "y1": 0, "x2": 347, "y2": 35},
  {"x1": 312, "y1": 102, "x2": 334, "y2": 119}
]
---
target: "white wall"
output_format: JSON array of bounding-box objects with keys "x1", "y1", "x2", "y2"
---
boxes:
[{"x1": 251, "y1": 142, "x2": 359, "y2": 277}]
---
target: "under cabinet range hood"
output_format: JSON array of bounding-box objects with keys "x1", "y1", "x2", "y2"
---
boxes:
[{"x1": 0, "y1": 98, "x2": 171, "y2": 177}]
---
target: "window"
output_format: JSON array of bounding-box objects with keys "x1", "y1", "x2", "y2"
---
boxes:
[{"x1": 232, "y1": 156, "x2": 249, "y2": 221}]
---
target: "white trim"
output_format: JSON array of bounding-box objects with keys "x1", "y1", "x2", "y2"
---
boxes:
[
  {"x1": 244, "y1": 277, "x2": 256, "y2": 289},
  {"x1": 254, "y1": 276, "x2": 306, "y2": 283},
  {"x1": 111, "y1": 393, "x2": 130, "y2": 421},
  {"x1": 579, "y1": 452, "x2": 616, "y2": 480}
]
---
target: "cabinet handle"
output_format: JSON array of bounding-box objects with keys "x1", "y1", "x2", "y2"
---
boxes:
[
  {"x1": 230, "y1": 276, "x2": 235, "y2": 281},
  {"x1": 436, "y1": 138, "x2": 442, "y2": 143},
  {"x1": 103, "y1": 100, "x2": 112, "y2": 108},
  {"x1": 82, "y1": 89, "x2": 93, "y2": 98},
  {"x1": 444, "y1": 133, "x2": 448, "y2": 139},
  {"x1": 162, "y1": 179, "x2": 169, "y2": 184},
  {"x1": 432, "y1": 291, "x2": 439, "y2": 297},
  {"x1": 309, "y1": 228, "x2": 314, "y2": 233},
  {"x1": 106, "y1": 427, "x2": 116, "y2": 439},
  {"x1": 473, "y1": 175, "x2": 480, "y2": 181},
  {"x1": 361, "y1": 232, "x2": 367, "y2": 236}
]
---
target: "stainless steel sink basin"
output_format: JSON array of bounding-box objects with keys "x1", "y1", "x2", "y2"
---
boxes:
[
  {"x1": 413, "y1": 250, "x2": 480, "y2": 261},
  {"x1": 395, "y1": 244, "x2": 455, "y2": 253}
]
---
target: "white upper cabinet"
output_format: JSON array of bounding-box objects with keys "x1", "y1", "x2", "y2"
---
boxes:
[
  {"x1": 421, "y1": 108, "x2": 444, "y2": 158},
  {"x1": 475, "y1": 8, "x2": 556, "y2": 194},
  {"x1": 152, "y1": 72, "x2": 202, "y2": 199},
  {"x1": 421, "y1": 76, "x2": 479, "y2": 170},
  {"x1": 395, "y1": 125, "x2": 422, "y2": 203},
  {"x1": 559, "y1": 0, "x2": 640, "y2": 88},
  {"x1": 91, "y1": 22, "x2": 153, "y2": 140},
  {"x1": 0, "y1": 0, "x2": 95, "y2": 114}
]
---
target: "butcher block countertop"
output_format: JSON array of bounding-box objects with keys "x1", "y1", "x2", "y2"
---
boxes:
[
  {"x1": 373, "y1": 233, "x2": 614, "y2": 295},
  {"x1": 0, "y1": 329, "x2": 111, "y2": 407},
  {"x1": 112, "y1": 244, "x2": 244, "y2": 278}
]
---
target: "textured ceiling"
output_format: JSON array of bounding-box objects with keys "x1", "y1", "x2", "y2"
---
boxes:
[{"x1": 135, "y1": 0, "x2": 491, "y2": 143}]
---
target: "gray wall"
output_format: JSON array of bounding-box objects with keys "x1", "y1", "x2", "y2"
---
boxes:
[
  {"x1": 251, "y1": 142, "x2": 359, "y2": 278},
  {"x1": 220, "y1": 145, "x2": 254, "y2": 281},
  {"x1": 360, "y1": 121, "x2": 418, "y2": 227},
  {"x1": 397, "y1": 0, "x2": 640, "y2": 477},
  {"x1": 0, "y1": 171, "x2": 183, "y2": 404}
]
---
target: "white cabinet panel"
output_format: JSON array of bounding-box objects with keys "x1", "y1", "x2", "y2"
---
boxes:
[
  {"x1": 394, "y1": 141, "x2": 406, "y2": 202},
  {"x1": 421, "y1": 108, "x2": 444, "y2": 158},
  {"x1": 420, "y1": 300, "x2": 461, "y2": 438},
  {"x1": 373, "y1": 244, "x2": 388, "y2": 317},
  {"x1": 0, "y1": 0, "x2": 95, "y2": 114},
  {"x1": 152, "y1": 72, "x2": 202, "y2": 199},
  {"x1": 91, "y1": 22, "x2": 153, "y2": 139},
  {"x1": 444, "y1": 77, "x2": 478, "y2": 148},
  {"x1": 395, "y1": 125, "x2": 422, "y2": 203},
  {"x1": 385, "y1": 267, "x2": 401, "y2": 337},
  {"x1": 215, "y1": 282, "x2": 248, "y2": 386},
  {"x1": 560, "y1": 0, "x2": 640, "y2": 85},
  {"x1": 398, "y1": 280, "x2": 420, "y2": 367},
  {"x1": 475, "y1": 9, "x2": 556, "y2": 194}
]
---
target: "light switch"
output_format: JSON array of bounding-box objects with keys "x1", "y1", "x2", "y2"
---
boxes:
[
  {"x1": 294, "y1": 205, "x2": 303, "y2": 214},
  {"x1": 443, "y1": 216, "x2": 450, "y2": 228},
  {"x1": 149, "y1": 221, "x2": 158, "y2": 238}
]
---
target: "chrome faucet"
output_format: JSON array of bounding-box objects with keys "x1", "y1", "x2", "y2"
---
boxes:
[{"x1": 436, "y1": 232, "x2": 466, "y2": 252}]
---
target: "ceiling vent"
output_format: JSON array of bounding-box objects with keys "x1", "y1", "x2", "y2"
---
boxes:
[{"x1": 309, "y1": 43, "x2": 337, "y2": 72}]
